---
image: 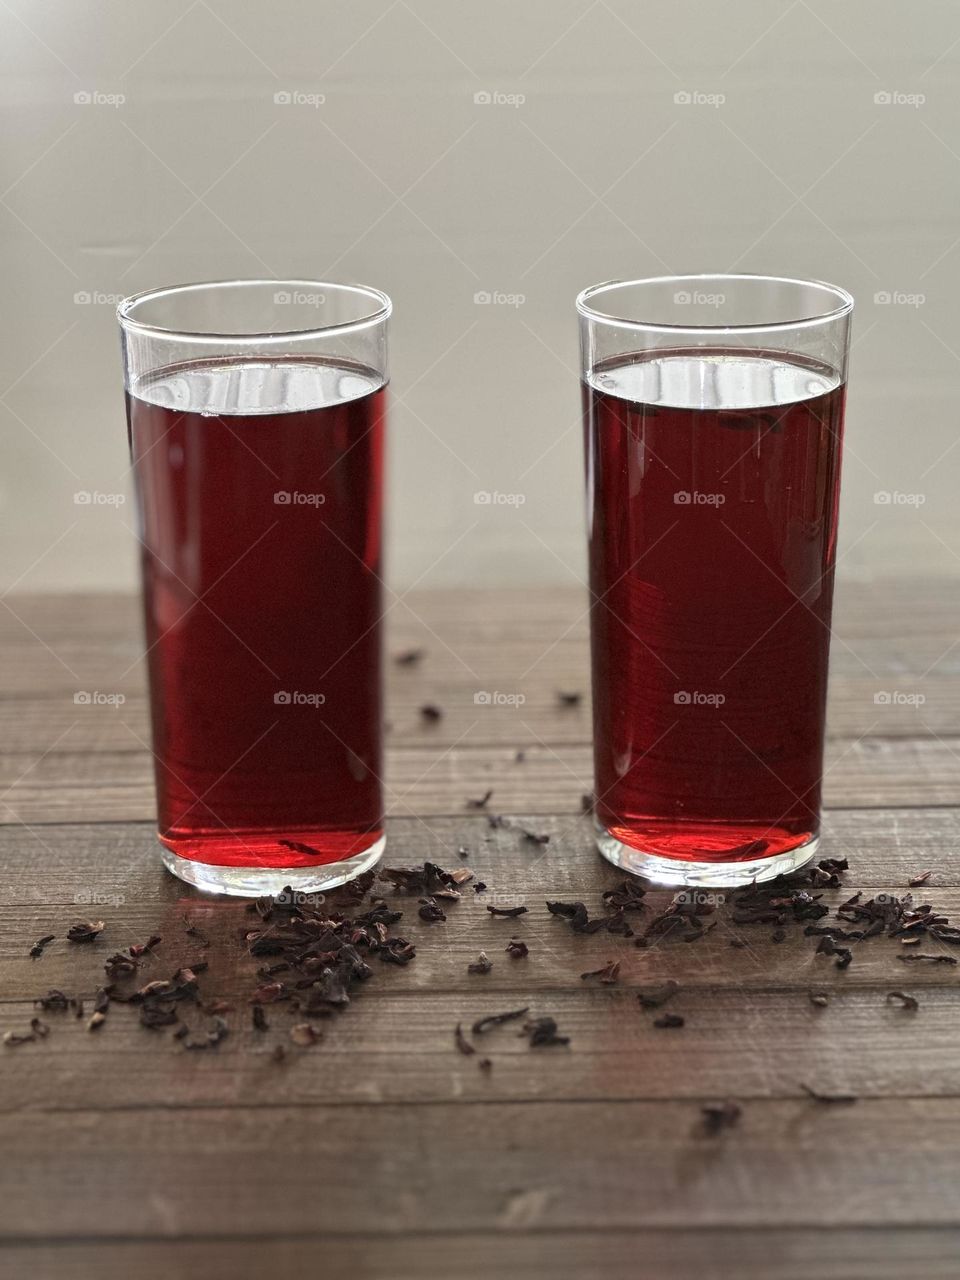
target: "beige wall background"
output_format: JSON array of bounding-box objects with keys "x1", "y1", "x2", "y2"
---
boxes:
[{"x1": 2, "y1": 0, "x2": 958, "y2": 593}]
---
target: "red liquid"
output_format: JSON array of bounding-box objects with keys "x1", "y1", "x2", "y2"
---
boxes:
[
  {"x1": 128, "y1": 358, "x2": 385, "y2": 869},
  {"x1": 584, "y1": 348, "x2": 845, "y2": 863}
]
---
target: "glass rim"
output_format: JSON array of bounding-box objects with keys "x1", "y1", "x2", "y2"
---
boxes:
[
  {"x1": 576, "y1": 273, "x2": 854, "y2": 336},
  {"x1": 117, "y1": 278, "x2": 392, "y2": 343}
]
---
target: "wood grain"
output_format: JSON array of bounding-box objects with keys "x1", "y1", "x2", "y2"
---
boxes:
[
  {"x1": 1, "y1": 583, "x2": 958, "y2": 1276},
  {"x1": 3, "y1": 733, "x2": 960, "y2": 824},
  {"x1": 2, "y1": 1231, "x2": 959, "y2": 1280},
  {"x1": 1, "y1": 1099, "x2": 959, "y2": 1237}
]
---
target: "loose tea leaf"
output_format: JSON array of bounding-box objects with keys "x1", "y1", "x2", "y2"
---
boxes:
[
  {"x1": 524, "y1": 1016, "x2": 569, "y2": 1047},
  {"x1": 67, "y1": 920, "x2": 104, "y2": 943},
  {"x1": 35, "y1": 989, "x2": 72, "y2": 1013},
  {"x1": 700, "y1": 1100, "x2": 742, "y2": 1135},
  {"x1": 486, "y1": 904, "x2": 527, "y2": 919},
  {"x1": 468, "y1": 951, "x2": 492, "y2": 975},
  {"x1": 394, "y1": 648, "x2": 425, "y2": 666},
  {"x1": 140, "y1": 1002, "x2": 178, "y2": 1029},
  {"x1": 105, "y1": 952, "x2": 139, "y2": 980},
  {"x1": 129, "y1": 934, "x2": 162, "y2": 958},
  {"x1": 886, "y1": 990, "x2": 919, "y2": 1011},
  {"x1": 898, "y1": 952, "x2": 956, "y2": 965},
  {"x1": 488, "y1": 815, "x2": 551, "y2": 845},
  {"x1": 420, "y1": 704, "x2": 443, "y2": 722},
  {"x1": 418, "y1": 898, "x2": 447, "y2": 923},
  {"x1": 908, "y1": 870, "x2": 933, "y2": 887},
  {"x1": 29, "y1": 934, "x2": 55, "y2": 959},
  {"x1": 546, "y1": 900, "x2": 606, "y2": 934},
  {"x1": 809, "y1": 858, "x2": 849, "y2": 889},
  {"x1": 601, "y1": 882, "x2": 647, "y2": 913},
  {"x1": 454, "y1": 1022, "x2": 475, "y2": 1056},
  {"x1": 472, "y1": 1007, "x2": 529, "y2": 1035},
  {"x1": 636, "y1": 894, "x2": 717, "y2": 946},
  {"x1": 3, "y1": 1030, "x2": 36, "y2": 1047},
  {"x1": 505, "y1": 939, "x2": 529, "y2": 959},
  {"x1": 581, "y1": 960, "x2": 620, "y2": 984},
  {"x1": 816, "y1": 936, "x2": 853, "y2": 969},
  {"x1": 466, "y1": 790, "x2": 494, "y2": 810},
  {"x1": 808, "y1": 990, "x2": 830, "y2": 1007},
  {"x1": 380, "y1": 862, "x2": 461, "y2": 896},
  {"x1": 653, "y1": 1013, "x2": 685, "y2": 1028},
  {"x1": 557, "y1": 691, "x2": 582, "y2": 706},
  {"x1": 378, "y1": 938, "x2": 416, "y2": 966}
]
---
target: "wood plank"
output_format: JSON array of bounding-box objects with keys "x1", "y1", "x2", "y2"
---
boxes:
[
  {"x1": 3, "y1": 1229, "x2": 959, "y2": 1280},
  {"x1": 0, "y1": 813, "x2": 957, "y2": 1110},
  {"x1": 2, "y1": 734, "x2": 960, "y2": 824},
  {"x1": 1, "y1": 1099, "x2": 960, "y2": 1237},
  {"x1": 2, "y1": 580, "x2": 957, "y2": 647},
  {"x1": 7, "y1": 895, "x2": 957, "y2": 1001},
  {"x1": 0, "y1": 584, "x2": 956, "y2": 748},
  {"x1": 0, "y1": 985, "x2": 956, "y2": 1109},
  {"x1": 1, "y1": 664, "x2": 955, "y2": 753},
  {"x1": 1, "y1": 811, "x2": 955, "y2": 903},
  {"x1": 1, "y1": 584, "x2": 957, "y2": 1263}
]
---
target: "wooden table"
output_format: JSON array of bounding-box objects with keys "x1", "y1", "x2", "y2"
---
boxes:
[{"x1": 2, "y1": 581, "x2": 959, "y2": 1278}]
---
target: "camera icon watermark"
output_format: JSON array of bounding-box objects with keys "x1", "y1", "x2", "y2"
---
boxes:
[
  {"x1": 74, "y1": 90, "x2": 125, "y2": 108},
  {"x1": 274, "y1": 690, "x2": 326, "y2": 707},
  {"x1": 74, "y1": 888, "x2": 125, "y2": 906},
  {"x1": 74, "y1": 290, "x2": 124, "y2": 306},
  {"x1": 874, "y1": 90, "x2": 925, "y2": 108},
  {"x1": 474, "y1": 690, "x2": 526, "y2": 707},
  {"x1": 273, "y1": 887, "x2": 326, "y2": 908},
  {"x1": 74, "y1": 691, "x2": 126, "y2": 707},
  {"x1": 873, "y1": 290, "x2": 925, "y2": 307},
  {"x1": 273, "y1": 289, "x2": 325, "y2": 307},
  {"x1": 273, "y1": 89, "x2": 325, "y2": 108},
  {"x1": 674, "y1": 490, "x2": 725, "y2": 506},
  {"x1": 473, "y1": 290, "x2": 526, "y2": 307},
  {"x1": 473, "y1": 89, "x2": 526, "y2": 108},
  {"x1": 274, "y1": 490, "x2": 326, "y2": 506},
  {"x1": 674, "y1": 290, "x2": 725, "y2": 308},
  {"x1": 674, "y1": 690, "x2": 725, "y2": 707},
  {"x1": 874, "y1": 690, "x2": 925, "y2": 706},
  {"x1": 873, "y1": 490, "x2": 926, "y2": 506},
  {"x1": 673, "y1": 90, "x2": 725, "y2": 108},
  {"x1": 74, "y1": 490, "x2": 126, "y2": 506},
  {"x1": 474, "y1": 490, "x2": 526, "y2": 506},
  {"x1": 673, "y1": 889, "x2": 725, "y2": 907}
]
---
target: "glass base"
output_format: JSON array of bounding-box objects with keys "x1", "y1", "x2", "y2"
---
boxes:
[
  {"x1": 595, "y1": 821, "x2": 819, "y2": 888},
  {"x1": 159, "y1": 833, "x2": 385, "y2": 898}
]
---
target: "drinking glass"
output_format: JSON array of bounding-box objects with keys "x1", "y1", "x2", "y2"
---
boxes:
[
  {"x1": 119, "y1": 280, "x2": 390, "y2": 896},
  {"x1": 578, "y1": 274, "x2": 853, "y2": 887}
]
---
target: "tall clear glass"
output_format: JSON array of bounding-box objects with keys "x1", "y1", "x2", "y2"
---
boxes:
[
  {"x1": 118, "y1": 280, "x2": 390, "y2": 896},
  {"x1": 578, "y1": 274, "x2": 853, "y2": 887}
]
